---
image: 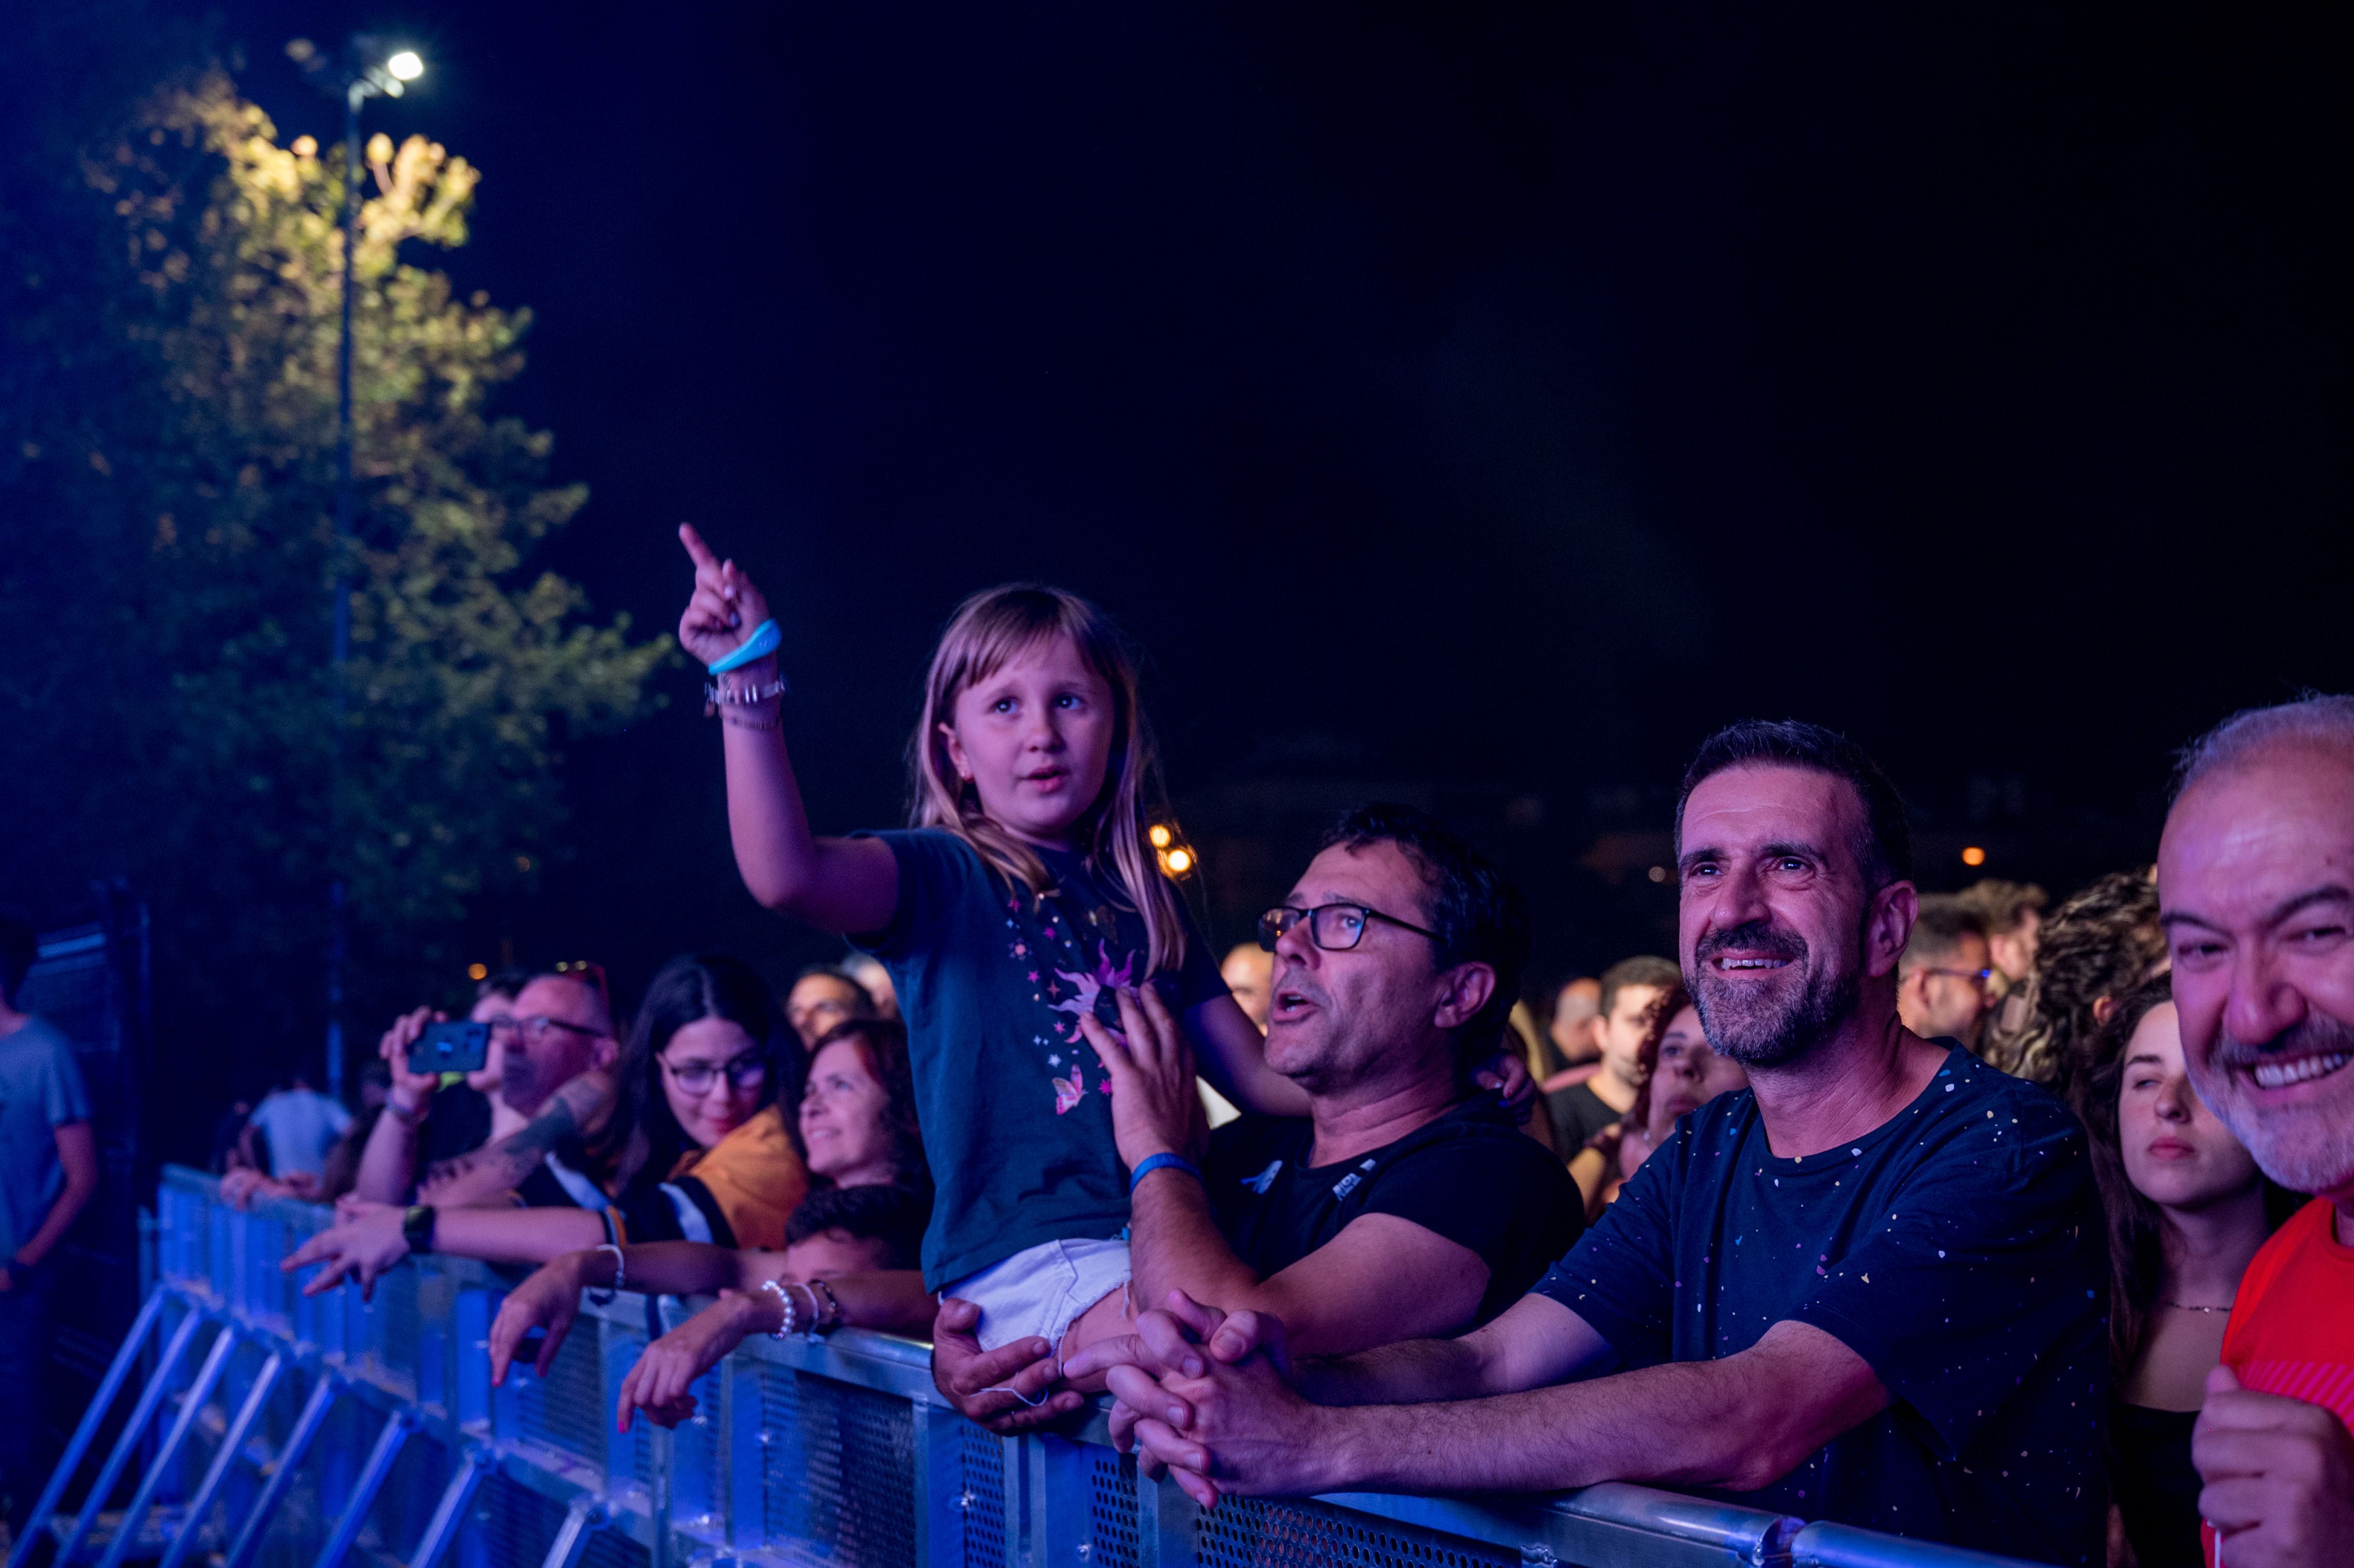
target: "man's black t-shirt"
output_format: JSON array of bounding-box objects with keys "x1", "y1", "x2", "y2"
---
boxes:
[
  {"x1": 420, "y1": 1081, "x2": 493, "y2": 1171},
  {"x1": 1532, "y1": 1047, "x2": 2106, "y2": 1565},
  {"x1": 1546, "y1": 1080, "x2": 1624, "y2": 1151},
  {"x1": 1207, "y1": 1092, "x2": 1582, "y2": 1326}
]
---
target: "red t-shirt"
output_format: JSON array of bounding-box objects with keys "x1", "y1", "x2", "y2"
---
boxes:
[
  {"x1": 2203, "y1": 1197, "x2": 2354, "y2": 1566},
  {"x1": 2221, "y1": 1197, "x2": 2354, "y2": 1422}
]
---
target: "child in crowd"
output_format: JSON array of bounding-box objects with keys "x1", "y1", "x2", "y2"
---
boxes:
[{"x1": 673, "y1": 526, "x2": 1311, "y2": 1369}]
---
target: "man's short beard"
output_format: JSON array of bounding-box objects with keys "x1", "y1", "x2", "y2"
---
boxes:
[
  {"x1": 2197, "y1": 1011, "x2": 2354, "y2": 1195},
  {"x1": 1691, "y1": 920, "x2": 1861, "y2": 1067}
]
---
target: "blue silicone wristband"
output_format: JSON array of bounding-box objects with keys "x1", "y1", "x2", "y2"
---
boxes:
[
  {"x1": 708, "y1": 618, "x2": 781, "y2": 674},
  {"x1": 1128, "y1": 1152, "x2": 1202, "y2": 1195}
]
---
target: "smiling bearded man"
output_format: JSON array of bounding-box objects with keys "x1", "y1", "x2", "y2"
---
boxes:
[
  {"x1": 2159, "y1": 695, "x2": 2354, "y2": 1568},
  {"x1": 1085, "y1": 721, "x2": 2109, "y2": 1566}
]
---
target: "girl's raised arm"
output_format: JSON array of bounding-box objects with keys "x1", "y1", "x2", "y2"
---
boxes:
[{"x1": 679, "y1": 525, "x2": 897, "y2": 934}]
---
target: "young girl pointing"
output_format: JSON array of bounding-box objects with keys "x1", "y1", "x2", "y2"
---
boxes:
[{"x1": 676, "y1": 527, "x2": 1304, "y2": 1379}]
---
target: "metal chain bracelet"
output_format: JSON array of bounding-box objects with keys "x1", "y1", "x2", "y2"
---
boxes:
[{"x1": 704, "y1": 676, "x2": 790, "y2": 718}]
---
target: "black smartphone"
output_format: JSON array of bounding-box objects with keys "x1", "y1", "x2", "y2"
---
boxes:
[{"x1": 409, "y1": 1019, "x2": 491, "y2": 1076}]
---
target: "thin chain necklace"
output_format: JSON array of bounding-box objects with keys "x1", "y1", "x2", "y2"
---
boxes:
[{"x1": 2159, "y1": 1299, "x2": 2234, "y2": 1314}]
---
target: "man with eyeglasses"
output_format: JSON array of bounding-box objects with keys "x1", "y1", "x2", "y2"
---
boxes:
[
  {"x1": 348, "y1": 968, "x2": 618, "y2": 1208},
  {"x1": 935, "y1": 802, "x2": 1580, "y2": 1430},
  {"x1": 1086, "y1": 723, "x2": 2106, "y2": 1567},
  {"x1": 1894, "y1": 895, "x2": 1993, "y2": 1049}
]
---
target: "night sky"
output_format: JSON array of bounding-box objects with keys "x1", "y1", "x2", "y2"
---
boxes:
[{"x1": 32, "y1": 4, "x2": 2354, "y2": 1000}]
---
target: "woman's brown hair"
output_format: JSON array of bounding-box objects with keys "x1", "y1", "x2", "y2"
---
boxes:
[
  {"x1": 2080, "y1": 974, "x2": 2299, "y2": 1380},
  {"x1": 807, "y1": 1017, "x2": 930, "y2": 1194}
]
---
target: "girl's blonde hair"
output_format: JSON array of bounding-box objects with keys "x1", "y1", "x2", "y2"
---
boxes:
[{"x1": 909, "y1": 584, "x2": 1187, "y2": 974}]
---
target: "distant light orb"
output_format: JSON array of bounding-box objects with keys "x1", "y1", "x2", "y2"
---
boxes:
[
  {"x1": 1148, "y1": 824, "x2": 1172, "y2": 848},
  {"x1": 386, "y1": 50, "x2": 425, "y2": 81},
  {"x1": 466, "y1": 962, "x2": 488, "y2": 982},
  {"x1": 1163, "y1": 849, "x2": 1194, "y2": 876},
  {"x1": 1647, "y1": 865, "x2": 1668, "y2": 883},
  {"x1": 1961, "y1": 845, "x2": 1987, "y2": 867}
]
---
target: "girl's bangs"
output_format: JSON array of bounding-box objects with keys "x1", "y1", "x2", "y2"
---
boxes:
[{"x1": 945, "y1": 596, "x2": 1127, "y2": 702}]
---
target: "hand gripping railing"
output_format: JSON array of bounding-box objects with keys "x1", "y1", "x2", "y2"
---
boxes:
[{"x1": 18, "y1": 1168, "x2": 2049, "y2": 1568}]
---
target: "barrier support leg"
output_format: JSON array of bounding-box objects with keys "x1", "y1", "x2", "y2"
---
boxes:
[
  {"x1": 155, "y1": 1350, "x2": 284, "y2": 1568},
  {"x1": 97, "y1": 1322, "x2": 242, "y2": 1568},
  {"x1": 219, "y1": 1370, "x2": 340, "y2": 1568},
  {"x1": 645, "y1": 1422, "x2": 674, "y2": 1568},
  {"x1": 7, "y1": 1288, "x2": 170, "y2": 1568},
  {"x1": 1137, "y1": 1472, "x2": 1197, "y2": 1568},
  {"x1": 540, "y1": 1496, "x2": 606, "y2": 1568},
  {"x1": 407, "y1": 1450, "x2": 486, "y2": 1568},
  {"x1": 308, "y1": 1407, "x2": 415, "y2": 1568},
  {"x1": 50, "y1": 1302, "x2": 209, "y2": 1568}
]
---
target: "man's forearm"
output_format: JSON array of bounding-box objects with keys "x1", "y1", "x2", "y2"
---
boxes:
[
  {"x1": 18, "y1": 1123, "x2": 100, "y2": 1269},
  {"x1": 1130, "y1": 1167, "x2": 1261, "y2": 1321},
  {"x1": 1298, "y1": 1331, "x2": 1883, "y2": 1497},
  {"x1": 352, "y1": 1107, "x2": 425, "y2": 1204},
  {"x1": 425, "y1": 1073, "x2": 609, "y2": 1206},
  {"x1": 431, "y1": 1207, "x2": 607, "y2": 1266},
  {"x1": 14, "y1": 1170, "x2": 97, "y2": 1269},
  {"x1": 1292, "y1": 1334, "x2": 1500, "y2": 1409}
]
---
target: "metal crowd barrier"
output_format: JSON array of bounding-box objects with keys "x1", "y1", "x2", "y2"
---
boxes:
[{"x1": 16, "y1": 1168, "x2": 2042, "y2": 1568}]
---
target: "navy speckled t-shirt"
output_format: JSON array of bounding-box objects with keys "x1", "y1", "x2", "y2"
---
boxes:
[{"x1": 1532, "y1": 1047, "x2": 2107, "y2": 1565}]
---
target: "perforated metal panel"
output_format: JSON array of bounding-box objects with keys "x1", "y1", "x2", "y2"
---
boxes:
[
  {"x1": 512, "y1": 1321, "x2": 608, "y2": 1472},
  {"x1": 1194, "y1": 1496, "x2": 1522, "y2": 1568},
  {"x1": 629, "y1": 1374, "x2": 720, "y2": 1525},
  {"x1": 757, "y1": 1362, "x2": 918, "y2": 1566},
  {"x1": 1085, "y1": 1447, "x2": 1140, "y2": 1568},
  {"x1": 954, "y1": 1416, "x2": 1011, "y2": 1568},
  {"x1": 365, "y1": 1265, "x2": 423, "y2": 1399}
]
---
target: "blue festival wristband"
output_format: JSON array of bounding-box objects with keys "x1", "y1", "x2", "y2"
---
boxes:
[
  {"x1": 1128, "y1": 1152, "x2": 1202, "y2": 1195},
  {"x1": 708, "y1": 618, "x2": 781, "y2": 674}
]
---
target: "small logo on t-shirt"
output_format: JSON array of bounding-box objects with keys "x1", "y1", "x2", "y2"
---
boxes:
[
  {"x1": 1241, "y1": 1159, "x2": 1282, "y2": 1195},
  {"x1": 1332, "y1": 1172, "x2": 1363, "y2": 1200}
]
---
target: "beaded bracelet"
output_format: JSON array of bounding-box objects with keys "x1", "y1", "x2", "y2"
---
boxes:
[
  {"x1": 587, "y1": 1242, "x2": 626, "y2": 1305},
  {"x1": 759, "y1": 1277, "x2": 797, "y2": 1339}
]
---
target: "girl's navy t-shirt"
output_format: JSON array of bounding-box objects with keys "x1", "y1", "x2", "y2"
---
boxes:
[
  {"x1": 1533, "y1": 1047, "x2": 2108, "y2": 1565},
  {"x1": 854, "y1": 828, "x2": 1227, "y2": 1290}
]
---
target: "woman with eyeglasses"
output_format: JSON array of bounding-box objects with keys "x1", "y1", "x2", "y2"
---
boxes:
[
  {"x1": 285, "y1": 956, "x2": 813, "y2": 1295},
  {"x1": 486, "y1": 1017, "x2": 937, "y2": 1426}
]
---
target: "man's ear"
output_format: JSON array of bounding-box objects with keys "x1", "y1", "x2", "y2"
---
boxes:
[
  {"x1": 1433, "y1": 962, "x2": 1498, "y2": 1032},
  {"x1": 593, "y1": 1035, "x2": 620, "y2": 1071},
  {"x1": 1865, "y1": 882, "x2": 1918, "y2": 981}
]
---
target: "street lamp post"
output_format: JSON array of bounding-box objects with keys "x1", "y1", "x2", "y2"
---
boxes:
[{"x1": 290, "y1": 36, "x2": 424, "y2": 1101}]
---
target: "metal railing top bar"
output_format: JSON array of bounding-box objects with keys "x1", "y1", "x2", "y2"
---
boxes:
[{"x1": 124, "y1": 1168, "x2": 2050, "y2": 1568}]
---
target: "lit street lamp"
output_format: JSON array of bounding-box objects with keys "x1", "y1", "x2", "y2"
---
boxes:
[{"x1": 287, "y1": 34, "x2": 426, "y2": 1100}]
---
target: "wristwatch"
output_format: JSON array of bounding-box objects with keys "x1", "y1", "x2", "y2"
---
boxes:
[{"x1": 401, "y1": 1205, "x2": 437, "y2": 1256}]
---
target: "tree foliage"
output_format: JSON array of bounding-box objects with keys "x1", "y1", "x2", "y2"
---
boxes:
[{"x1": 0, "y1": 68, "x2": 667, "y2": 1088}]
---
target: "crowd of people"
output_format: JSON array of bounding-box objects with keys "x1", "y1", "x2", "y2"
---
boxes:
[{"x1": 4, "y1": 536, "x2": 2349, "y2": 1568}]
